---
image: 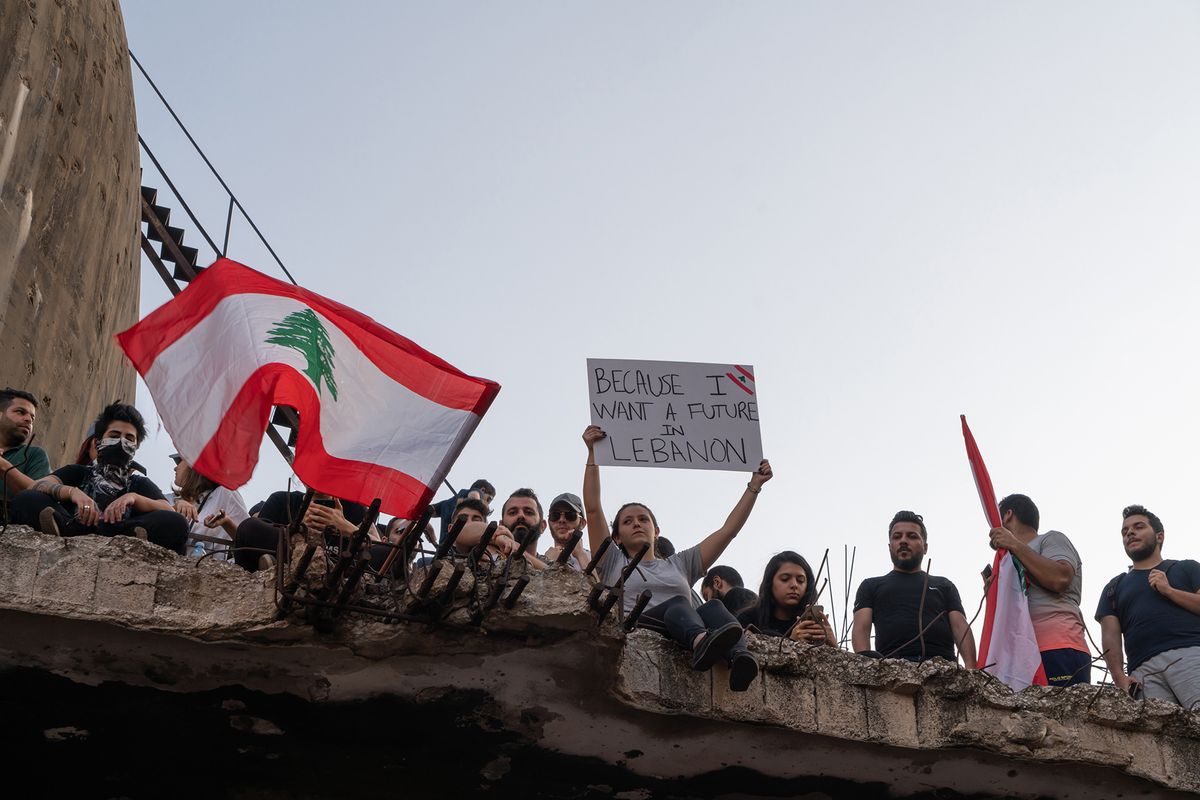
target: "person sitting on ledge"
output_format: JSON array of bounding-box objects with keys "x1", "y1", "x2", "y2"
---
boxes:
[
  {"x1": 701, "y1": 564, "x2": 758, "y2": 616},
  {"x1": 167, "y1": 453, "x2": 248, "y2": 561},
  {"x1": 451, "y1": 493, "x2": 547, "y2": 568},
  {"x1": 582, "y1": 425, "x2": 772, "y2": 693},
  {"x1": 11, "y1": 402, "x2": 188, "y2": 554},
  {"x1": 233, "y1": 489, "x2": 367, "y2": 572},
  {"x1": 739, "y1": 551, "x2": 835, "y2": 645},
  {"x1": 0, "y1": 388, "x2": 51, "y2": 525}
]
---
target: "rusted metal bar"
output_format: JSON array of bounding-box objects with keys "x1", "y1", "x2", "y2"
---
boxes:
[
  {"x1": 502, "y1": 576, "x2": 530, "y2": 609},
  {"x1": 437, "y1": 562, "x2": 467, "y2": 601},
  {"x1": 511, "y1": 526, "x2": 537, "y2": 559},
  {"x1": 583, "y1": 536, "x2": 611, "y2": 576},
  {"x1": 434, "y1": 517, "x2": 467, "y2": 559},
  {"x1": 596, "y1": 544, "x2": 649, "y2": 623},
  {"x1": 415, "y1": 561, "x2": 444, "y2": 599},
  {"x1": 323, "y1": 498, "x2": 381, "y2": 597},
  {"x1": 334, "y1": 550, "x2": 372, "y2": 614},
  {"x1": 588, "y1": 583, "x2": 605, "y2": 612},
  {"x1": 623, "y1": 590, "x2": 652, "y2": 632},
  {"x1": 377, "y1": 505, "x2": 434, "y2": 578},
  {"x1": 469, "y1": 521, "x2": 499, "y2": 561},
  {"x1": 555, "y1": 530, "x2": 583, "y2": 565}
]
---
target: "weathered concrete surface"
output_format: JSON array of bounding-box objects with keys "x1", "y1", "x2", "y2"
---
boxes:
[
  {"x1": 0, "y1": 0, "x2": 139, "y2": 465},
  {"x1": 0, "y1": 526, "x2": 1197, "y2": 798}
]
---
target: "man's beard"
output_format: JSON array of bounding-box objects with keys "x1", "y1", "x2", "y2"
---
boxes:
[
  {"x1": 512, "y1": 524, "x2": 539, "y2": 550},
  {"x1": 891, "y1": 550, "x2": 925, "y2": 570},
  {"x1": 1, "y1": 424, "x2": 28, "y2": 448},
  {"x1": 1126, "y1": 540, "x2": 1157, "y2": 563}
]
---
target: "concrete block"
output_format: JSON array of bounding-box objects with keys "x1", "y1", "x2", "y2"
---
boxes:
[
  {"x1": 0, "y1": 540, "x2": 41, "y2": 601},
  {"x1": 32, "y1": 546, "x2": 97, "y2": 606},
  {"x1": 94, "y1": 558, "x2": 157, "y2": 615},
  {"x1": 814, "y1": 675, "x2": 867, "y2": 740},
  {"x1": 865, "y1": 686, "x2": 918, "y2": 747},
  {"x1": 762, "y1": 672, "x2": 817, "y2": 732}
]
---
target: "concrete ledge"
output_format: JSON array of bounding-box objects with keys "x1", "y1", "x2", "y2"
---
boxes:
[{"x1": 0, "y1": 526, "x2": 1197, "y2": 797}]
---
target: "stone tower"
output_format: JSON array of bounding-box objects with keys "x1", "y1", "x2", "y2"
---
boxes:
[{"x1": 0, "y1": 0, "x2": 140, "y2": 465}]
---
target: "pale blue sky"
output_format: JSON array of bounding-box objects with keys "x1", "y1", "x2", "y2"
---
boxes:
[{"x1": 124, "y1": 2, "x2": 1200, "y2": 649}]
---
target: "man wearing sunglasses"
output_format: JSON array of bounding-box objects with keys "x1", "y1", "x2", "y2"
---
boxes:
[{"x1": 542, "y1": 492, "x2": 590, "y2": 571}]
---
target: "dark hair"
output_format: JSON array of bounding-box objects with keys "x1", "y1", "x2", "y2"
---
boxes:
[
  {"x1": 998, "y1": 494, "x2": 1039, "y2": 531},
  {"x1": 0, "y1": 388, "x2": 37, "y2": 412},
  {"x1": 470, "y1": 479, "x2": 496, "y2": 496},
  {"x1": 702, "y1": 565, "x2": 745, "y2": 591},
  {"x1": 504, "y1": 488, "x2": 543, "y2": 520},
  {"x1": 74, "y1": 435, "x2": 95, "y2": 465},
  {"x1": 888, "y1": 510, "x2": 927, "y2": 541},
  {"x1": 93, "y1": 401, "x2": 147, "y2": 445},
  {"x1": 174, "y1": 461, "x2": 217, "y2": 503},
  {"x1": 454, "y1": 497, "x2": 491, "y2": 519},
  {"x1": 1122, "y1": 504, "x2": 1164, "y2": 534},
  {"x1": 749, "y1": 551, "x2": 816, "y2": 631}
]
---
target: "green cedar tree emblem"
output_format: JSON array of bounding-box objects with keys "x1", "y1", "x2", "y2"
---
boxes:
[{"x1": 266, "y1": 308, "x2": 339, "y2": 401}]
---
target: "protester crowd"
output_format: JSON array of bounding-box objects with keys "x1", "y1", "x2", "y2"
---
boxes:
[{"x1": 1, "y1": 388, "x2": 1198, "y2": 710}]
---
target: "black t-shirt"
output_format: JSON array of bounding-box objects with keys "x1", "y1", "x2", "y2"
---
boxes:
[
  {"x1": 52, "y1": 464, "x2": 166, "y2": 509},
  {"x1": 1095, "y1": 559, "x2": 1200, "y2": 673},
  {"x1": 854, "y1": 571, "x2": 965, "y2": 661},
  {"x1": 737, "y1": 606, "x2": 795, "y2": 637}
]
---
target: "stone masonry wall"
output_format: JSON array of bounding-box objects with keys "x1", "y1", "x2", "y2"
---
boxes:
[{"x1": 0, "y1": 0, "x2": 139, "y2": 465}]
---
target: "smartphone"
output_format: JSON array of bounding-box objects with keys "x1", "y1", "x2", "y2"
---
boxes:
[{"x1": 798, "y1": 604, "x2": 824, "y2": 623}]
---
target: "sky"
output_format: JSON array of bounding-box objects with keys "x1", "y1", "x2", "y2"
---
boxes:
[{"x1": 122, "y1": 1, "x2": 1200, "y2": 655}]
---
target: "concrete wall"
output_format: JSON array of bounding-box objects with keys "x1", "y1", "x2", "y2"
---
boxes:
[{"x1": 0, "y1": 0, "x2": 139, "y2": 466}]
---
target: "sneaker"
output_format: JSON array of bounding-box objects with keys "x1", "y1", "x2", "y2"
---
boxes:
[
  {"x1": 729, "y1": 651, "x2": 759, "y2": 692},
  {"x1": 690, "y1": 622, "x2": 743, "y2": 671},
  {"x1": 258, "y1": 554, "x2": 277, "y2": 572},
  {"x1": 38, "y1": 507, "x2": 62, "y2": 537}
]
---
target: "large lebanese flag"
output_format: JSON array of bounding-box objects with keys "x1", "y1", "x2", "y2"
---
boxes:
[
  {"x1": 961, "y1": 415, "x2": 1047, "y2": 691},
  {"x1": 116, "y1": 258, "x2": 500, "y2": 518}
]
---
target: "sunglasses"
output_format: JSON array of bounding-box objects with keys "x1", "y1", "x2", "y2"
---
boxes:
[{"x1": 548, "y1": 509, "x2": 579, "y2": 522}]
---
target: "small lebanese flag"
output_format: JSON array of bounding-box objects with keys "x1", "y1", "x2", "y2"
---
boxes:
[
  {"x1": 116, "y1": 258, "x2": 500, "y2": 518},
  {"x1": 961, "y1": 415, "x2": 1047, "y2": 691}
]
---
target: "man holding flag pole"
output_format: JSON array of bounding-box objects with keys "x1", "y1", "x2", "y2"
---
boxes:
[{"x1": 962, "y1": 416, "x2": 1089, "y2": 690}]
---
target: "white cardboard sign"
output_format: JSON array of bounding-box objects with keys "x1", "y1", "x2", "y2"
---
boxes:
[{"x1": 587, "y1": 358, "x2": 763, "y2": 472}]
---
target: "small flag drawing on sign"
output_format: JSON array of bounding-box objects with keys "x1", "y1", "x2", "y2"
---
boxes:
[{"x1": 726, "y1": 365, "x2": 755, "y2": 396}]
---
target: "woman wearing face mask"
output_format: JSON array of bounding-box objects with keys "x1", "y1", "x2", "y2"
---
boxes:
[{"x1": 11, "y1": 402, "x2": 189, "y2": 554}]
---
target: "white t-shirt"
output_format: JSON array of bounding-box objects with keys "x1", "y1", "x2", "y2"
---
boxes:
[{"x1": 168, "y1": 486, "x2": 249, "y2": 561}]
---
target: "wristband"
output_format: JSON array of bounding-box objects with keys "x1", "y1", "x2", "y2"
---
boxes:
[{"x1": 746, "y1": 482, "x2": 761, "y2": 494}]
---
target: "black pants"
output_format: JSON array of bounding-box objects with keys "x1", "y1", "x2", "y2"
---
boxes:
[
  {"x1": 639, "y1": 595, "x2": 747, "y2": 655},
  {"x1": 234, "y1": 517, "x2": 394, "y2": 574},
  {"x1": 11, "y1": 490, "x2": 189, "y2": 555}
]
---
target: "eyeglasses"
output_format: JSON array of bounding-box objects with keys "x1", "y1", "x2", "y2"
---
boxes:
[{"x1": 548, "y1": 509, "x2": 579, "y2": 522}]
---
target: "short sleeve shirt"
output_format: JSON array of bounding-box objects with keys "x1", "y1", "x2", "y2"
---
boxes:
[
  {"x1": 1095, "y1": 560, "x2": 1200, "y2": 672},
  {"x1": 1, "y1": 444, "x2": 50, "y2": 515},
  {"x1": 596, "y1": 540, "x2": 704, "y2": 614},
  {"x1": 853, "y1": 571, "x2": 965, "y2": 661},
  {"x1": 1025, "y1": 530, "x2": 1088, "y2": 653}
]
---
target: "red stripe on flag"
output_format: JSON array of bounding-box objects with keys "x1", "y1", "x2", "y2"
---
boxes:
[
  {"x1": 960, "y1": 414, "x2": 1047, "y2": 687},
  {"x1": 193, "y1": 363, "x2": 435, "y2": 517},
  {"x1": 726, "y1": 373, "x2": 755, "y2": 395},
  {"x1": 734, "y1": 364, "x2": 755, "y2": 383},
  {"x1": 116, "y1": 258, "x2": 499, "y2": 416}
]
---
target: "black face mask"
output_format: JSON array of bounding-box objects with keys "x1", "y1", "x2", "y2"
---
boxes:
[{"x1": 96, "y1": 437, "x2": 136, "y2": 467}]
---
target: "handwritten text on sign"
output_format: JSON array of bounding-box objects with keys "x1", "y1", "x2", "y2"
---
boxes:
[{"x1": 587, "y1": 358, "x2": 763, "y2": 472}]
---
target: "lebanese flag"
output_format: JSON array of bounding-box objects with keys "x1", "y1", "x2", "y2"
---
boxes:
[
  {"x1": 116, "y1": 258, "x2": 500, "y2": 518},
  {"x1": 961, "y1": 415, "x2": 1047, "y2": 690}
]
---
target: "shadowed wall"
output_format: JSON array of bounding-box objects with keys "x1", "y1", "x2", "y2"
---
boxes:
[{"x1": 0, "y1": 0, "x2": 139, "y2": 466}]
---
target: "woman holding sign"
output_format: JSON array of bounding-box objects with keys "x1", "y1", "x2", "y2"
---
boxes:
[{"x1": 582, "y1": 424, "x2": 773, "y2": 692}]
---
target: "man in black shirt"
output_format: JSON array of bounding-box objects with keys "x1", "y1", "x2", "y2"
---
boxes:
[
  {"x1": 1097, "y1": 504, "x2": 1200, "y2": 709},
  {"x1": 852, "y1": 510, "x2": 977, "y2": 666},
  {"x1": 11, "y1": 402, "x2": 188, "y2": 553},
  {"x1": 701, "y1": 565, "x2": 758, "y2": 615}
]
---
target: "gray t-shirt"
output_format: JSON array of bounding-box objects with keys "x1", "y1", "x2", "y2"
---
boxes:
[
  {"x1": 596, "y1": 540, "x2": 704, "y2": 614},
  {"x1": 1025, "y1": 529, "x2": 1087, "y2": 652}
]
